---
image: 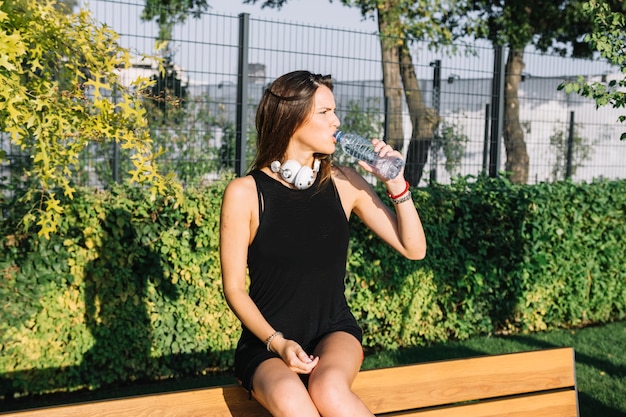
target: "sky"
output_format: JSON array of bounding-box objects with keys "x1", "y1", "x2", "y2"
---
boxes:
[{"x1": 207, "y1": 0, "x2": 378, "y2": 31}]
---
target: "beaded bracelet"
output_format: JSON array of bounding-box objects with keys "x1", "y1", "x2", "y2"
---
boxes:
[
  {"x1": 265, "y1": 331, "x2": 283, "y2": 352},
  {"x1": 386, "y1": 180, "x2": 410, "y2": 200},
  {"x1": 391, "y1": 191, "x2": 412, "y2": 204}
]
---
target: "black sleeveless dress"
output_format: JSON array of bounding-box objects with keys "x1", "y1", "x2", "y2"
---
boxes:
[{"x1": 233, "y1": 169, "x2": 362, "y2": 391}]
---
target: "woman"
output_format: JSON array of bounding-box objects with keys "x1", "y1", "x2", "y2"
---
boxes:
[{"x1": 220, "y1": 70, "x2": 426, "y2": 417}]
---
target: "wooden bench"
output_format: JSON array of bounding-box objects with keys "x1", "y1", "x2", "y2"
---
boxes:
[{"x1": 2, "y1": 347, "x2": 578, "y2": 417}]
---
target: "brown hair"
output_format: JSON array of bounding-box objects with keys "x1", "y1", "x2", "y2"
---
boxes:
[{"x1": 250, "y1": 70, "x2": 334, "y2": 184}]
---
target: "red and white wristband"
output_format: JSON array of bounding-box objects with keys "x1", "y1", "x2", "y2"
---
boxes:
[{"x1": 386, "y1": 180, "x2": 412, "y2": 204}]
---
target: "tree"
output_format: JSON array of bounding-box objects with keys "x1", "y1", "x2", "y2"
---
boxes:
[
  {"x1": 145, "y1": 0, "x2": 463, "y2": 184},
  {"x1": 244, "y1": 0, "x2": 466, "y2": 185},
  {"x1": 48, "y1": 0, "x2": 78, "y2": 14},
  {"x1": 559, "y1": 0, "x2": 626, "y2": 140},
  {"x1": 469, "y1": 0, "x2": 626, "y2": 183},
  {"x1": 141, "y1": 0, "x2": 209, "y2": 42},
  {"x1": 145, "y1": 91, "x2": 238, "y2": 185},
  {"x1": 373, "y1": 0, "x2": 448, "y2": 185},
  {"x1": 138, "y1": 0, "x2": 216, "y2": 190},
  {"x1": 548, "y1": 122, "x2": 594, "y2": 181},
  {"x1": 145, "y1": 55, "x2": 189, "y2": 126},
  {"x1": 435, "y1": 118, "x2": 470, "y2": 177},
  {"x1": 0, "y1": 0, "x2": 179, "y2": 237}
]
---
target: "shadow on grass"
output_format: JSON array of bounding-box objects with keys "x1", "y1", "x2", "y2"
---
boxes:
[
  {"x1": 507, "y1": 333, "x2": 626, "y2": 380},
  {"x1": 505, "y1": 332, "x2": 626, "y2": 417},
  {"x1": 362, "y1": 344, "x2": 487, "y2": 370},
  {"x1": 576, "y1": 391, "x2": 623, "y2": 417}
]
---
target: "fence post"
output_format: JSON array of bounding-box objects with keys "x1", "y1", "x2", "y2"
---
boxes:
[
  {"x1": 566, "y1": 111, "x2": 575, "y2": 179},
  {"x1": 483, "y1": 103, "x2": 490, "y2": 173},
  {"x1": 429, "y1": 59, "x2": 441, "y2": 183},
  {"x1": 489, "y1": 44, "x2": 505, "y2": 178},
  {"x1": 383, "y1": 95, "x2": 389, "y2": 143},
  {"x1": 235, "y1": 13, "x2": 250, "y2": 177}
]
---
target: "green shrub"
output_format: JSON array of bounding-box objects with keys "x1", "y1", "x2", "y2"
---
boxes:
[
  {"x1": 1, "y1": 176, "x2": 624, "y2": 397},
  {"x1": 0, "y1": 182, "x2": 237, "y2": 396}
]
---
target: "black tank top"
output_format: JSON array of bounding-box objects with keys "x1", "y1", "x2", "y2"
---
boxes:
[{"x1": 242, "y1": 169, "x2": 357, "y2": 348}]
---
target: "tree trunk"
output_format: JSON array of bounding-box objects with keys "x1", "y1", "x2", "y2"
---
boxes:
[
  {"x1": 377, "y1": 4, "x2": 404, "y2": 151},
  {"x1": 503, "y1": 48, "x2": 529, "y2": 183},
  {"x1": 399, "y1": 42, "x2": 438, "y2": 185}
]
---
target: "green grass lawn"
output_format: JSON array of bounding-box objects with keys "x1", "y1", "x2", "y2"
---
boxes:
[
  {"x1": 362, "y1": 320, "x2": 626, "y2": 417},
  {"x1": 3, "y1": 320, "x2": 624, "y2": 416}
]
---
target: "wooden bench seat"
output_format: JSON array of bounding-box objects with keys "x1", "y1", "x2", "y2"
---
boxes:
[{"x1": 2, "y1": 347, "x2": 578, "y2": 417}]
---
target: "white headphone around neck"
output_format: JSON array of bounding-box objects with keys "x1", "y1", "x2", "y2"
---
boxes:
[{"x1": 270, "y1": 159, "x2": 321, "y2": 190}]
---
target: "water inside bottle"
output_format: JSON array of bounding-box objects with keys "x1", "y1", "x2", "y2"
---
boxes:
[{"x1": 375, "y1": 157, "x2": 403, "y2": 179}]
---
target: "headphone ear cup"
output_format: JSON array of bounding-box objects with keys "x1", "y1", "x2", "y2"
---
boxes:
[
  {"x1": 293, "y1": 166, "x2": 314, "y2": 190},
  {"x1": 279, "y1": 160, "x2": 302, "y2": 184}
]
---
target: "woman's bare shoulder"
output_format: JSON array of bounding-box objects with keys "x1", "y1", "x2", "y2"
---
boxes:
[
  {"x1": 332, "y1": 165, "x2": 373, "y2": 190},
  {"x1": 223, "y1": 174, "x2": 258, "y2": 203},
  {"x1": 331, "y1": 164, "x2": 359, "y2": 183},
  {"x1": 331, "y1": 165, "x2": 378, "y2": 214}
]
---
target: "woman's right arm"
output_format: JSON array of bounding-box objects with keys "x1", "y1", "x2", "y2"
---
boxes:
[
  {"x1": 219, "y1": 177, "x2": 318, "y2": 373},
  {"x1": 220, "y1": 177, "x2": 275, "y2": 342}
]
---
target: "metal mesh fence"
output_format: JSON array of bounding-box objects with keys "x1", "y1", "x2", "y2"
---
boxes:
[{"x1": 2, "y1": 0, "x2": 625, "y2": 189}]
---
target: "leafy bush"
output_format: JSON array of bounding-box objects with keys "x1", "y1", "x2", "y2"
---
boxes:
[
  {"x1": 0, "y1": 181, "x2": 236, "y2": 397},
  {"x1": 1, "y1": 176, "x2": 624, "y2": 397},
  {"x1": 0, "y1": 0, "x2": 179, "y2": 237}
]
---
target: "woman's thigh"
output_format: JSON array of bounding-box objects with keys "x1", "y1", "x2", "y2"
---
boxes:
[
  {"x1": 251, "y1": 357, "x2": 320, "y2": 417},
  {"x1": 311, "y1": 331, "x2": 364, "y2": 384},
  {"x1": 307, "y1": 332, "x2": 371, "y2": 416}
]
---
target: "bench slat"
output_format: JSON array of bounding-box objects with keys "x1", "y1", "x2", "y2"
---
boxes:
[
  {"x1": 353, "y1": 347, "x2": 576, "y2": 414},
  {"x1": 382, "y1": 390, "x2": 578, "y2": 417},
  {"x1": 2, "y1": 348, "x2": 576, "y2": 417},
  {"x1": 3, "y1": 386, "x2": 270, "y2": 417}
]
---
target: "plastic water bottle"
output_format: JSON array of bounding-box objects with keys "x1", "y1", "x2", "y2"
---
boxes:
[{"x1": 334, "y1": 131, "x2": 404, "y2": 180}]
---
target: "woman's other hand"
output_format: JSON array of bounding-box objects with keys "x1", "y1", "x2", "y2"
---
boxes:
[{"x1": 272, "y1": 336, "x2": 319, "y2": 374}]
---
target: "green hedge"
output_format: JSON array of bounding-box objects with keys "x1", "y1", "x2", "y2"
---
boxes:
[
  {"x1": 348, "y1": 177, "x2": 626, "y2": 349},
  {"x1": 1, "y1": 176, "x2": 625, "y2": 397}
]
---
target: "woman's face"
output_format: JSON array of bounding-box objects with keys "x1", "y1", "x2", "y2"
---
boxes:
[{"x1": 289, "y1": 85, "x2": 340, "y2": 157}]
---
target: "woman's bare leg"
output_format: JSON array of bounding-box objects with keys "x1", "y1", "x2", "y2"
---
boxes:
[
  {"x1": 251, "y1": 357, "x2": 320, "y2": 417},
  {"x1": 307, "y1": 332, "x2": 374, "y2": 417}
]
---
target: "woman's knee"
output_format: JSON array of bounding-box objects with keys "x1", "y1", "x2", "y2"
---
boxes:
[
  {"x1": 261, "y1": 384, "x2": 310, "y2": 415},
  {"x1": 253, "y1": 366, "x2": 318, "y2": 416},
  {"x1": 308, "y1": 370, "x2": 354, "y2": 411}
]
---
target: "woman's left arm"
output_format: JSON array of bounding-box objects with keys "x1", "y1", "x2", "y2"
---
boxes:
[
  {"x1": 335, "y1": 141, "x2": 426, "y2": 260},
  {"x1": 352, "y1": 172, "x2": 426, "y2": 260}
]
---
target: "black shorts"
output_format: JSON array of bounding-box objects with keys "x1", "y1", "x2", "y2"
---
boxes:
[{"x1": 234, "y1": 325, "x2": 363, "y2": 392}]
